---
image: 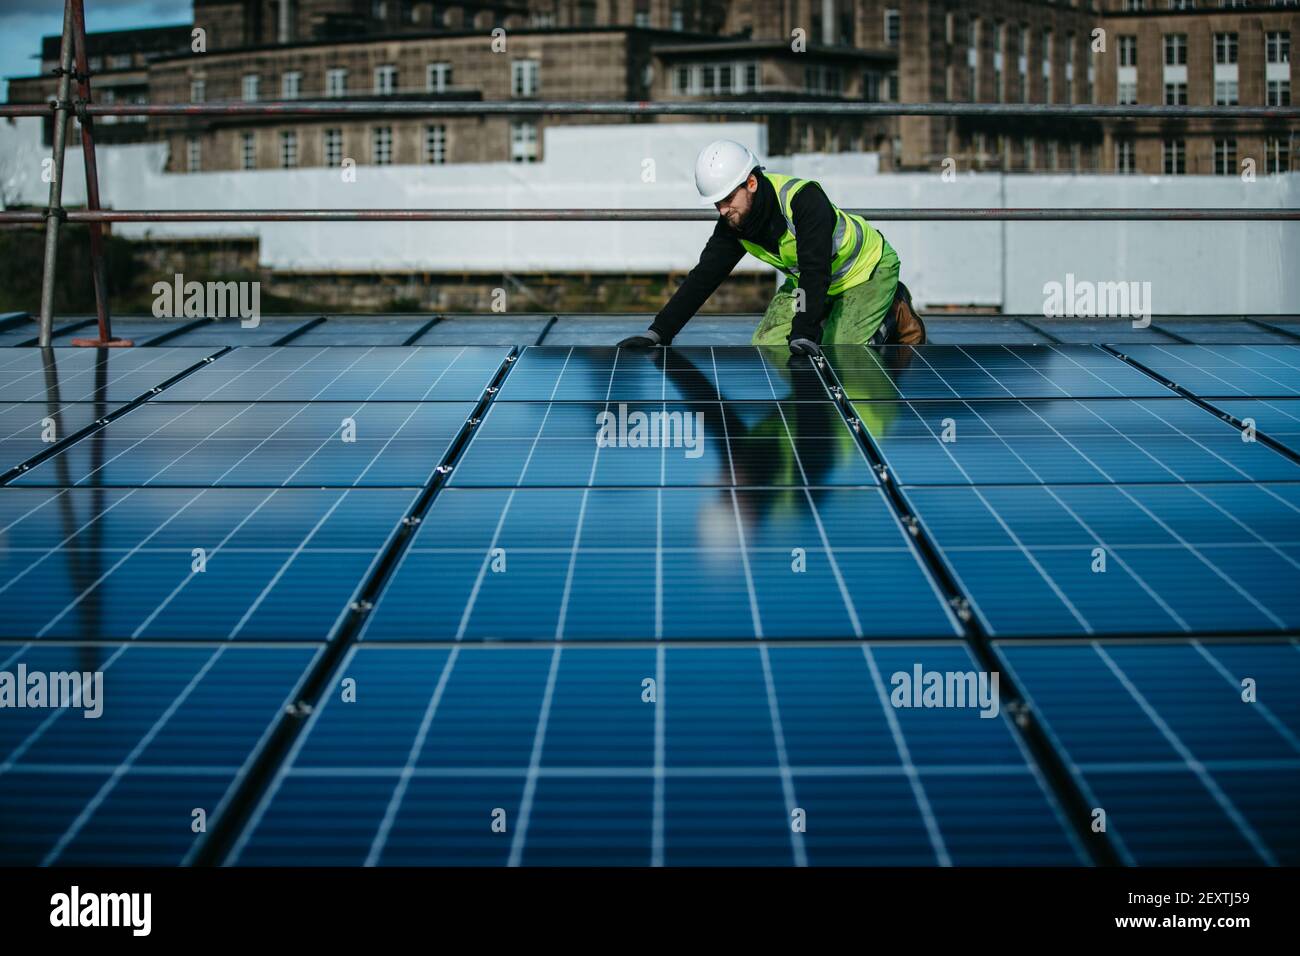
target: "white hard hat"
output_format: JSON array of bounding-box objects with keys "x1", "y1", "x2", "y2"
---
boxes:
[{"x1": 694, "y1": 138, "x2": 762, "y2": 204}]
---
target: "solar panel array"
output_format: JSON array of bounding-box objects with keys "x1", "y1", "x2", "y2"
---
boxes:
[{"x1": 0, "y1": 338, "x2": 1296, "y2": 866}]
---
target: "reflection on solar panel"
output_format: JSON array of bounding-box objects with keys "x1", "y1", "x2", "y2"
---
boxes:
[
  {"x1": 0, "y1": 347, "x2": 219, "y2": 402},
  {"x1": 450, "y1": 401, "x2": 874, "y2": 487},
  {"x1": 907, "y1": 483, "x2": 1300, "y2": 636},
  {"x1": 0, "y1": 643, "x2": 318, "y2": 864},
  {"x1": 0, "y1": 488, "x2": 416, "y2": 640},
  {"x1": 855, "y1": 399, "x2": 1300, "y2": 485},
  {"x1": 497, "y1": 346, "x2": 828, "y2": 401},
  {"x1": 998, "y1": 642, "x2": 1300, "y2": 865},
  {"x1": 826, "y1": 345, "x2": 1172, "y2": 400},
  {"x1": 13, "y1": 402, "x2": 477, "y2": 487},
  {"x1": 2, "y1": 338, "x2": 1297, "y2": 867},
  {"x1": 1118, "y1": 345, "x2": 1300, "y2": 397},
  {"x1": 162, "y1": 346, "x2": 509, "y2": 401},
  {"x1": 0, "y1": 402, "x2": 122, "y2": 474},
  {"x1": 229, "y1": 644, "x2": 1082, "y2": 865},
  {"x1": 361, "y1": 488, "x2": 959, "y2": 640}
]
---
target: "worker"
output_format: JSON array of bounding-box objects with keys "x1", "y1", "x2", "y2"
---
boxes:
[{"x1": 618, "y1": 139, "x2": 925, "y2": 356}]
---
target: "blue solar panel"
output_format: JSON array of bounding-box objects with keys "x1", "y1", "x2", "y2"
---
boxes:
[
  {"x1": 0, "y1": 401, "x2": 122, "y2": 474},
  {"x1": 496, "y1": 346, "x2": 829, "y2": 401},
  {"x1": 359, "y1": 487, "x2": 959, "y2": 640},
  {"x1": 856, "y1": 398, "x2": 1300, "y2": 485},
  {"x1": 0, "y1": 487, "x2": 416, "y2": 640},
  {"x1": 1118, "y1": 345, "x2": 1300, "y2": 397},
  {"x1": 997, "y1": 641, "x2": 1300, "y2": 865},
  {"x1": 228, "y1": 644, "x2": 1082, "y2": 865},
  {"x1": 161, "y1": 346, "x2": 509, "y2": 401},
  {"x1": 449, "y1": 400, "x2": 874, "y2": 487},
  {"x1": 1203, "y1": 398, "x2": 1300, "y2": 457},
  {"x1": 0, "y1": 642, "x2": 318, "y2": 864},
  {"x1": 906, "y1": 483, "x2": 1300, "y2": 637},
  {"x1": 12, "y1": 401, "x2": 476, "y2": 487},
  {"x1": 826, "y1": 345, "x2": 1173, "y2": 400},
  {"x1": 0, "y1": 347, "x2": 219, "y2": 402}
]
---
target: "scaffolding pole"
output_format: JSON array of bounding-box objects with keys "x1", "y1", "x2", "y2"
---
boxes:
[
  {"x1": 36, "y1": 1, "x2": 75, "y2": 348},
  {"x1": 67, "y1": 0, "x2": 128, "y2": 347}
]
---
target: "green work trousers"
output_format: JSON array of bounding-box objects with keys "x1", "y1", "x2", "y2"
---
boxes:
[{"x1": 750, "y1": 235, "x2": 900, "y2": 346}]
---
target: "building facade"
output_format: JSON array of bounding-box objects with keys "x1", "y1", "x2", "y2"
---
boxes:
[{"x1": 5, "y1": 0, "x2": 1296, "y2": 176}]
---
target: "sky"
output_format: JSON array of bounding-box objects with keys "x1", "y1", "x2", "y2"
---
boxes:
[{"x1": 1, "y1": 0, "x2": 192, "y2": 99}]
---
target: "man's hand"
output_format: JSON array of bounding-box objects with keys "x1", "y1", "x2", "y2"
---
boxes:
[
  {"x1": 617, "y1": 330, "x2": 662, "y2": 348},
  {"x1": 788, "y1": 337, "x2": 823, "y2": 358}
]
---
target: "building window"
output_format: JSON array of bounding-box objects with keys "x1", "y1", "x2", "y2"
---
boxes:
[
  {"x1": 1215, "y1": 79, "x2": 1239, "y2": 105},
  {"x1": 718, "y1": 63, "x2": 733, "y2": 93},
  {"x1": 703, "y1": 65, "x2": 717, "y2": 93},
  {"x1": 427, "y1": 62, "x2": 452, "y2": 92},
  {"x1": 190, "y1": 79, "x2": 205, "y2": 103},
  {"x1": 512, "y1": 59, "x2": 539, "y2": 97},
  {"x1": 510, "y1": 121, "x2": 538, "y2": 162},
  {"x1": 372, "y1": 126, "x2": 393, "y2": 165},
  {"x1": 1118, "y1": 81, "x2": 1138, "y2": 104},
  {"x1": 670, "y1": 6, "x2": 683, "y2": 31},
  {"x1": 242, "y1": 74, "x2": 259, "y2": 101},
  {"x1": 186, "y1": 135, "x2": 201, "y2": 173},
  {"x1": 634, "y1": 9, "x2": 650, "y2": 28},
  {"x1": 282, "y1": 71, "x2": 301, "y2": 100},
  {"x1": 864, "y1": 71, "x2": 881, "y2": 102},
  {"x1": 1266, "y1": 32, "x2": 1291, "y2": 65},
  {"x1": 884, "y1": 9, "x2": 900, "y2": 47},
  {"x1": 241, "y1": 132, "x2": 256, "y2": 170},
  {"x1": 1023, "y1": 136, "x2": 1035, "y2": 170},
  {"x1": 1163, "y1": 139, "x2": 1185, "y2": 175},
  {"x1": 280, "y1": 130, "x2": 298, "y2": 169},
  {"x1": 1164, "y1": 82, "x2": 1187, "y2": 105},
  {"x1": 745, "y1": 62, "x2": 759, "y2": 92},
  {"x1": 1118, "y1": 36, "x2": 1137, "y2": 68},
  {"x1": 425, "y1": 124, "x2": 446, "y2": 163},
  {"x1": 324, "y1": 129, "x2": 342, "y2": 167},
  {"x1": 374, "y1": 65, "x2": 398, "y2": 95},
  {"x1": 994, "y1": 22, "x2": 1005, "y2": 102},
  {"x1": 887, "y1": 70, "x2": 899, "y2": 101},
  {"x1": 108, "y1": 54, "x2": 132, "y2": 69},
  {"x1": 1214, "y1": 138, "x2": 1237, "y2": 175},
  {"x1": 675, "y1": 65, "x2": 690, "y2": 94},
  {"x1": 1267, "y1": 79, "x2": 1291, "y2": 105},
  {"x1": 326, "y1": 68, "x2": 348, "y2": 98},
  {"x1": 1116, "y1": 140, "x2": 1135, "y2": 174},
  {"x1": 1164, "y1": 35, "x2": 1187, "y2": 66},
  {"x1": 1042, "y1": 29, "x2": 1053, "y2": 101},
  {"x1": 1214, "y1": 33, "x2": 1238, "y2": 64},
  {"x1": 1266, "y1": 137, "x2": 1291, "y2": 174}
]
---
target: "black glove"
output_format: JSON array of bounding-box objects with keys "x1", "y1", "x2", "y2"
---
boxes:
[
  {"x1": 617, "y1": 330, "x2": 661, "y2": 349},
  {"x1": 788, "y1": 337, "x2": 823, "y2": 358}
]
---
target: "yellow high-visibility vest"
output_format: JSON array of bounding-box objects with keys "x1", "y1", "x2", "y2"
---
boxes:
[{"x1": 738, "y1": 171, "x2": 884, "y2": 295}]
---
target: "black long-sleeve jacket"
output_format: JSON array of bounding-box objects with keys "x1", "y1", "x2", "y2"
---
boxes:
[{"x1": 649, "y1": 171, "x2": 837, "y2": 345}]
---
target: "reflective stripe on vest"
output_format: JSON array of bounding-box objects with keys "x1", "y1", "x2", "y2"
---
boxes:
[{"x1": 743, "y1": 172, "x2": 880, "y2": 294}]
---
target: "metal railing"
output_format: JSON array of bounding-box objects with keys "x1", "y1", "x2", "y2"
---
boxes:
[{"x1": 5, "y1": 0, "x2": 1299, "y2": 347}]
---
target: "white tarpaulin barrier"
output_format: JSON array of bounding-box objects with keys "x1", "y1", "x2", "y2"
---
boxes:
[{"x1": 2, "y1": 117, "x2": 1296, "y2": 312}]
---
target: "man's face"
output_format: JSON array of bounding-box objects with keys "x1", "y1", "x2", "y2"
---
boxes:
[{"x1": 716, "y1": 174, "x2": 757, "y2": 229}]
